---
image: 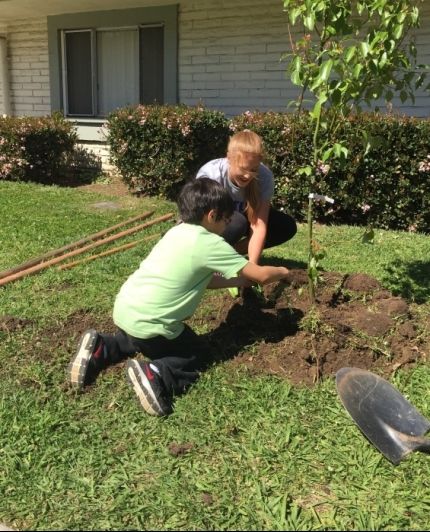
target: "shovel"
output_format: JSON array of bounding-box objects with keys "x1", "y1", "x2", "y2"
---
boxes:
[{"x1": 336, "y1": 367, "x2": 430, "y2": 465}]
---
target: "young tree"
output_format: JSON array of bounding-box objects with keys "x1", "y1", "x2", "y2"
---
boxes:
[{"x1": 283, "y1": 0, "x2": 428, "y2": 303}]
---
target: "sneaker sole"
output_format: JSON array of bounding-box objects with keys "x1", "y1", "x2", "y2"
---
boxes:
[
  {"x1": 126, "y1": 360, "x2": 164, "y2": 416},
  {"x1": 68, "y1": 329, "x2": 98, "y2": 390}
]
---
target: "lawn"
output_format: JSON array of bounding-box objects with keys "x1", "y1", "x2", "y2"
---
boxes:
[{"x1": 0, "y1": 180, "x2": 429, "y2": 531}]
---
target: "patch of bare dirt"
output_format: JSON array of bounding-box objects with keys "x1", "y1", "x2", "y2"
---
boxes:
[
  {"x1": 29, "y1": 272, "x2": 428, "y2": 388},
  {"x1": 78, "y1": 174, "x2": 130, "y2": 197},
  {"x1": 201, "y1": 270, "x2": 428, "y2": 386},
  {"x1": 168, "y1": 442, "x2": 194, "y2": 456},
  {"x1": 0, "y1": 315, "x2": 33, "y2": 333}
]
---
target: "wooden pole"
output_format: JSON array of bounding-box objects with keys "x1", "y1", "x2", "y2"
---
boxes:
[
  {"x1": 58, "y1": 233, "x2": 160, "y2": 271},
  {"x1": 0, "y1": 213, "x2": 174, "y2": 287},
  {"x1": 0, "y1": 210, "x2": 155, "y2": 280}
]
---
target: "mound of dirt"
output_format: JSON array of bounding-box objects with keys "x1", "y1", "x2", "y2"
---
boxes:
[
  {"x1": 204, "y1": 270, "x2": 428, "y2": 386},
  {"x1": 33, "y1": 271, "x2": 427, "y2": 389}
]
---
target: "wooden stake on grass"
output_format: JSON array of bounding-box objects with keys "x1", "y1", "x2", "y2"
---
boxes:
[
  {"x1": 0, "y1": 210, "x2": 155, "y2": 280},
  {"x1": 58, "y1": 233, "x2": 160, "y2": 271},
  {"x1": 0, "y1": 213, "x2": 174, "y2": 287}
]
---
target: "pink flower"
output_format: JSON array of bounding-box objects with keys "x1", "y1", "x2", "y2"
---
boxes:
[
  {"x1": 316, "y1": 161, "x2": 330, "y2": 175},
  {"x1": 418, "y1": 156, "x2": 430, "y2": 172}
]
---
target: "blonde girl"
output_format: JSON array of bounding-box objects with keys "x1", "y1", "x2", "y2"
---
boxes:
[{"x1": 196, "y1": 130, "x2": 296, "y2": 264}]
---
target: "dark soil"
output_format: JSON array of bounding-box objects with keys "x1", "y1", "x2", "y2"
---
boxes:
[
  {"x1": 14, "y1": 270, "x2": 427, "y2": 388},
  {"x1": 202, "y1": 270, "x2": 428, "y2": 386}
]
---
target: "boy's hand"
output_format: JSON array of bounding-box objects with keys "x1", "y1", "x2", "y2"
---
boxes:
[
  {"x1": 241, "y1": 263, "x2": 290, "y2": 285},
  {"x1": 279, "y1": 267, "x2": 290, "y2": 278}
]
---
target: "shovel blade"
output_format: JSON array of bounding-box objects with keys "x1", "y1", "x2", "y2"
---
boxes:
[{"x1": 336, "y1": 367, "x2": 430, "y2": 464}]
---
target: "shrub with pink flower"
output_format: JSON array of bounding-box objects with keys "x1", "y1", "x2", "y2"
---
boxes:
[
  {"x1": 107, "y1": 104, "x2": 229, "y2": 198},
  {"x1": 0, "y1": 113, "x2": 77, "y2": 182}
]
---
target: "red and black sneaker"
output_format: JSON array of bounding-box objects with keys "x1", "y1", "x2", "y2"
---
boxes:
[
  {"x1": 68, "y1": 329, "x2": 106, "y2": 390},
  {"x1": 126, "y1": 360, "x2": 172, "y2": 416}
]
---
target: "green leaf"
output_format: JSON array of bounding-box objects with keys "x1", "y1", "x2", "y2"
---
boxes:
[
  {"x1": 393, "y1": 24, "x2": 404, "y2": 40},
  {"x1": 361, "y1": 227, "x2": 375, "y2": 245},
  {"x1": 309, "y1": 100, "x2": 322, "y2": 121},
  {"x1": 291, "y1": 70, "x2": 302, "y2": 85},
  {"x1": 353, "y1": 64, "x2": 363, "y2": 79},
  {"x1": 344, "y1": 46, "x2": 356, "y2": 63},
  {"x1": 304, "y1": 14, "x2": 315, "y2": 31},
  {"x1": 333, "y1": 143, "x2": 348, "y2": 159},
  {"x1": 320, "y1": 59, "x2": 333, "y2": 82},
  {"x1": 290, "y1": 7, "x2": 302, "y2": 25},
  {"x1": 314, "y1": 248, "x2": 326, "y2": 261},
  {"x1": 322, "y1": 147, "x2": 333, "y2": 162},
  {"x1": 298, "y1": 165, "x2": 313, "y2": 176},
  {"x1": 360, "y1": 42, "x2": 370, "y2": 58}
]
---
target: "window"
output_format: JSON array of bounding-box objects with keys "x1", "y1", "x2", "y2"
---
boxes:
[
  {"x1": 62, "y1": 26, "x2": 162, "y2": 117},
  {"x1": 48, "y1": 6, "x2": 177, "y2": 118}
]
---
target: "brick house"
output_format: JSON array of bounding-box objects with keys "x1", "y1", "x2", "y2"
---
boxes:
[{"x1": 0, "y1": 0, "x2": 429, "y2": 166}]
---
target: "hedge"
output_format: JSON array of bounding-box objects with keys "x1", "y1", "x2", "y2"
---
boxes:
[
  {"x1": 107, "y1": 104, "x2": 230, "y2": 199},
  {"x1": 108, "y1": 105, "x2": 430, "y2": 232},
  {"x1": 0, "y1": 113, "x2": 77, "y2": 183},
  {"x1": 230, "y1": 110, "x2": 430, "y2": 233}
]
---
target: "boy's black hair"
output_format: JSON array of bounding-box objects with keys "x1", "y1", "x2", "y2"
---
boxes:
[{"x1": 178, "y1": 178, "x2": 234, "y2": 224}]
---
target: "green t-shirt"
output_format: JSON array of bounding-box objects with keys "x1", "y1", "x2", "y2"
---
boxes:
[{"x1": 113, "y1": 223, "x2": 248, "y2": 339}]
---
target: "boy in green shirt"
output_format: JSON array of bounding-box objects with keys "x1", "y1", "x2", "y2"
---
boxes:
[{"x1": 68, "y1": 178, "x2": 289, "y2": 416}]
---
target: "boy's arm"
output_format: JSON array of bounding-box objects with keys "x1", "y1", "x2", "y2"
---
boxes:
[
  {"x1": 207, "y1": 262, "x2": 289, "y2": 289},
  {"x1": 207, "y1": 273, "x2": 255, "y2": 289},
  {"x1": 240, "y1": 262, "x2": 289, "y2": 285}
]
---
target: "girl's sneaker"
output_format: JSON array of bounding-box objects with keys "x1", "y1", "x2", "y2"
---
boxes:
[
  {"x1": 68, "y1": 329, "x2": 106, "y2": 390},
  {"x1": 126, "y1": 359, "x2": 172, "y2": 416}
]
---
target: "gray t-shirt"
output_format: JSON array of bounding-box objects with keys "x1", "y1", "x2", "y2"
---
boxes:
[{"x1": 196, "y1": 158, "x2": 274, "y2": 213}]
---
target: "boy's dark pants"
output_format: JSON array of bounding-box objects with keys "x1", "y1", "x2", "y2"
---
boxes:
[
  {"x1": 101, "y1": 325, "x2": 213, "y2": 398},
  {"x1": 223, "y1": 207, "x2": 297, "y2": 248}
]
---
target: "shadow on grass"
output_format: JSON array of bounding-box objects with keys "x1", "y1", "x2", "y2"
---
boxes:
[
  {"x1": 260, "y1": 257, "x2": 307, "y2": 270},
  {"x1": 382, "y1": 259, "x2": 430, "y2": 304},
  {"x1": 198, "y1": 256, "x2": 307, "y2": 365},
  {"x1": 203, "y1": 298, "x2": 304, "y2": 365}
]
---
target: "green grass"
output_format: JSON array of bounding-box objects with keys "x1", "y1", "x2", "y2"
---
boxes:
[{"x1": 0, "y1": 180, "x2": 429, "y2": 531}]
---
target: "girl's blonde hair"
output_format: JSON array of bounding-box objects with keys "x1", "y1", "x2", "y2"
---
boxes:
[{"x1": 227, "y1": 130, "x2": 264, "y2": 223}]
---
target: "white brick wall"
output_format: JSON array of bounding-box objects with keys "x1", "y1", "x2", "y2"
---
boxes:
[
  {"x1": 77, "y1": 142, "x2": 114, "y2": 172},
  {"x1": 0, "y1": 2, "x2": 429, "y2": 122},
  {"x1": 179, "y1": 0, "x2": 430, "y2": 117},
  {"x1": 178, "y1": 0, "x2": 297, "y2": 115},
  {"x1": 5, "y1": 18, "x2": 50, "y2": 116}
]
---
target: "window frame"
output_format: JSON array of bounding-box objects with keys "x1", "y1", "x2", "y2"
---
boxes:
[{"x1": 48, "y1": 5, "x2": 178, "y2": 118}]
